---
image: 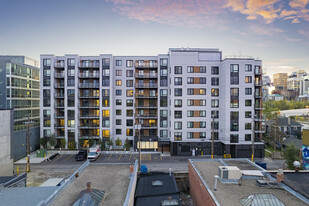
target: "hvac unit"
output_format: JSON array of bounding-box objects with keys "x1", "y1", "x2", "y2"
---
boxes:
[{"x1": 218, "y1": 166, "x2": 242, "y2": 180}]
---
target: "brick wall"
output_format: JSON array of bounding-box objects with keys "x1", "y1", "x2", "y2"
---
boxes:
[{"x1": 188, "y1": 161, "x2": 217, "y2": 206}]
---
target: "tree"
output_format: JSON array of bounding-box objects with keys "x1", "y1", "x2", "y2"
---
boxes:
[
  {"x1": 283, "y1": 144, "x2": 300, "y2": 170},
  {"x1": 116, "y1": 137, "x2": 122, "y2": 146},
  {"x1": 49, "y1": 133, "x2": 56, "y2": 147},
  {"x1": 124, "y1": 138, "x2": 131, "y2": 151}
]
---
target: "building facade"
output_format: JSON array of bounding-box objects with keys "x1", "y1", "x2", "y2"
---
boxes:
[
  {"x1": 273, "y1": 73, "x2": 287, "y2": 90},
  {"x1": 40, "y1": 48, "x2": 264, "y2": 158},
  {"x1": 0, "y1": 56, "x2": 40, "y2": 160}
]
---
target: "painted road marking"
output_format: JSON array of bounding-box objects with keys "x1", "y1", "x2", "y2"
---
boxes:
[
  {"x1": 129, "y1": 153, "x2": 132, "y2": 160},
  {"x1": 97, "y1": 154, "x2": 103, "y2": 161},
  {"x1": 64, "y1": 154, "x2": 73, "y2": 161},
  {"x1": 54, "y1": 154, "x2": 62, "y2": 161},
  {"x1": 118, "y1": 154, "x2": 122, "y2": 160},
  {"x1": 107, "y1": 154, "x2": 112, "y2": 160}
]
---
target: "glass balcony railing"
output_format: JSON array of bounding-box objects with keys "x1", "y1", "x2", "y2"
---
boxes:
[
  {"x1": 135, "y1": 73, "x2": 158, "y2": 78},
  {"x1": 78, "y1": 83, "x2": 100, "y2": 88},
  {"x1": 78, "y1": 62, "x2": 100, "y2": 68},
  {"x1": 135, "y1": 83, "x2": 158, "y2": 88},
  {"x1": 54, "y1": 72, "x2": 65, "y2": 78},
  {"x1": 78, "y1": 73, "x2": 100, "y2": 78}
]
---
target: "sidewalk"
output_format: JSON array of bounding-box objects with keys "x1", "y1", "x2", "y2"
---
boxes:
[{"x1": 14, "y1": 151, "x2": 59, "y2": 164}]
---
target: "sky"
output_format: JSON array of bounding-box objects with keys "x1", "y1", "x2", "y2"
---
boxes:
[{"x1": 0, "y1": 0, "x2": 309, "y2": 79}]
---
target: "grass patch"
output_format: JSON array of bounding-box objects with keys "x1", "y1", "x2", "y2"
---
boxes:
[{"x1": 266, "y1": 145, "x2": 280, "y2": 152}]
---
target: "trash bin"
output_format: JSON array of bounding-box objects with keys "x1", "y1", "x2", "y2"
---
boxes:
[
  {"x1": 255, "y1": 161, "x2": 267, "y2": 170},
  {"x1": 140, "y1": 165, "x2": 148, "y2": 173}
]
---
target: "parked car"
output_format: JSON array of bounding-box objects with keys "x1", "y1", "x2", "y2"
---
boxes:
[
  {"x1": 75, "y1": 150, "x2": 87, "y2": 161},
  {"x1": 87, "y1": 145, "x2": 100, "y2": 161}
]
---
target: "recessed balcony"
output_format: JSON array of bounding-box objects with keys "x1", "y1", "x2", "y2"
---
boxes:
[
  {"x1": 78, "y1": 73, "x2": 100, "y2": 78},
  {"x1": 78, "y1": 83, "x2": 100, "y2": 88},
  {"x1": 135, "y1": 83, "x2": 158, "y2": 88},
  {"x1": 135, "y1": 73, "x2": 158, "y2": 78}
]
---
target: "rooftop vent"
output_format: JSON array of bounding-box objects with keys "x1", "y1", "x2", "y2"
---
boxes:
[{"x1": 152, "y1": 180, "x2": 163, "y2": 187}]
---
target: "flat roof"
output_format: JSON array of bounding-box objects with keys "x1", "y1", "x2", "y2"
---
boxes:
[
  {"x1": 192, "y1": 159, "x2": 307, "y2": 206},
  {"x1": 50, "y1": 164, "x2": 130, "y2": 206}
]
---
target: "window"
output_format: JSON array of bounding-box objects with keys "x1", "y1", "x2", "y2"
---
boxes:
[
  {"x1": 200, "y1": 110, "x2": 206, "y2": 117},
  {"x1": 160, "y1": 110, "x2": 168, "y2": 117},
  {"x1": 187, "y1": 77, "x2": 194, "y2": 84},
  {"x1": 160, "y1": 89, "x2": 168, "y2": 96},
  {"x1": 175, "y1": 100, "x2": 182, "y2": 107},
  {"x1": 230, "y1": 88, "x2": 239, "y2": 97},
  {"x1": 187, "y1": 132, "x2": 193, "y2": 139},
  {"x1": 102, "y1": 120, "x2": 110, "y2": 127},
  {"x1": 200, "y1": 122, "x2": 206, "y2": 128},
  {"x1": 174, "y1": 66, "x2": 182, "y2": 74},
  {"x1": 230, "y1": 134, "x2": 239, "y2": 143},
  {"x1": 200, "y1": 78, "x2": 206, "y2": 84},
  {"x1": 211, "y1": 111, "x2": 219, "y2": 118},
  {"x1": 127, "y1": 119, "x2": 133, "y2": 127},
  {"x1": 102, "y1": 58, "x2": 110, "y2": 67},
  {"x1": 160, "y1": 58, "x2": 168, "y2": 66},
  {"x1": 126, "y1": 99, "x2": 133, "y2": 107},
  {"x1": 200, "y1": 132, "x2": 206, "y2": 138},
  {"x1": 200, "y1": 99, "x2": 206, "y2": 106},
  {"x1": 187, "y1": 89, "x2": 193, "y2": 95},
  {"x1": 187, "y1": 66, "x2": 194, "y2": 73},
  {"x1": 245, "y1": 123, "x2": 252, "y2": 130},
  {"x1": 160, "y1": 68, "x2": 167, "y2": 76},
  {"x1": 116, "y1": 129, "x2": 122, "y2": 135},
  {"x1": 245, "y1": 111, "x2": 252, "y2": 118},
  {"x1": 230, "y1": 64, "x2": 239, "y2": 73},
  {"x1": 116, "y1": 99, "x2": 122, "y2": 105},
  {"x1": 160, "y1": 130, "x2": 168, "y2": 138},
  {"x1": 211, "y1": 99, "x2": 219, "y2": 108},
  {"x1": 211, "y1": 77, "x2": 219, "y2": 86},
  {"x1": 102, "y1": 68, "x2": 110, "y2": 76},
  {"x1": 116, "y1": 80, "x2": 122, "y2": 86},
  {"x1": 245, "y1": 134, "x2": 251, "y2": 141},
  {"x1": 126, "y1": 80, "x2": 133, "y2": 87},
  {"x1": 127, "y1": 129, "x2": 133, "y2": 136},
  {"x1": 174, "y1": 88, "x2": 182, "y2": 96},
  {"x1": 175, "y1": 111, "x2": 182, "y2": 118},
  {"x1": 187, "y1": 111, "x2": 194, "y2": 117},
  {"x1": 174, "y1": 77, "x2": 182, "y2": 85},
  {"x1": 116, "y1": 60, "x2": 122, "y2": 66},
  {"x1": 174, "y1": 122, "x2": 182, "y2": 130},
  {"x1": 116, "y1": 70, "x2": 122, "y2": 76},
  {"x1": 116, "y1": 90, "x2": 122, "y2": 96},
  {"x1": 200, "y1": 66, "x2": 206, "y2": 73},
  {"x1": 116, "y1": 119, "x2": 121, "y2": 125},
  {"x1": 230, "y1": 99, "x2": 239, "y2": 108},
  {"x1": 211, "y1": 66, "x2": 219, "y2": 75},
  {"x1": 116, "y1": 110, "x2": 122, "y2": 115},
  {"x1": 230, "y1": 76, "x2": 239, "y2": 85},
  {"x1": 160, "y1": 120, "x2": 168, "y2": 127},
  {"x1": 126, "y1": 70, "x2": 133, "y2": 77},
  {"x1": 211, "y1": 89, "x2": 219, "y2": 97},
  {"x1": 245, "y1": 88, "x2": 252, "y2": 95},
  {"x1": 43, "y1": 59, "x2": 51, "y2": 66},
  {"x1": 245, "y1": 64, "x2": 252, "y2": 72},
  {"x1": 245, "y1": 99, "x2": 252, "y2": 106},
  {"x1": 160, "y1": 78, "x2": 167, "y2": 86},
  {"x1": 126, "y1": 110, "x2": 133, "y2": 117},
  {"x1": 187, "y1": 100, "x2": 193, "y2": 106},
  {"x1": 200, "y1": 89, "x2": 206, "y2": 95},
  {"x1": 126, "y1": 60, "x2": 133, "y2": 67},
  {"x1": 126, "y1": 90, "x2": 133, "y2": 97},
  {"x1": 174, "y1": 132, "x2": 182, "y2": 141},
  {"x1": 245, "y1": 76, "x2": 252, "y2": 83}
]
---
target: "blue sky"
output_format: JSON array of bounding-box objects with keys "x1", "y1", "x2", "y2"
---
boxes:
[{"x1": 0, "y1": 0, "x2": 309, "y2": 78}]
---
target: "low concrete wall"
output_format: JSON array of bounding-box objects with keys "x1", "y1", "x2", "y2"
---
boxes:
[
  {"x1": 123, "y1": 159, "x2": 138, "y2": 206},
  {"x1": 0, "y1": 160, "x2": 13, "y2": 176},
  {"x1": 188, "y1": 160, "x2": 217, "y2": 206}
]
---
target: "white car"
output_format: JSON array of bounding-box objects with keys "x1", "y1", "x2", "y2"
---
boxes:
[{"x1": 87, "y1": 147, "x2": 100, "y2": 160}]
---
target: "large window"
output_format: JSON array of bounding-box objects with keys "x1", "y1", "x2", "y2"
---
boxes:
[
  {"x1": 126, "y1": 70, "x2": 133, "y2": 77},
  {"x1": 126, "y1": 80, "x2": 133, "y2": 87},
  {"x1": 230, "y1": 134, "x2": 239, "y2": 143},
  {"x1": 160, "y1": 89, "x2": 168, "y2": 96},
  {"x1": 245, "y1": 99, "x2": 252, "y2": 106},
  {"x1": 230, "y1": 88, "x2": 239, "y2": 97},
  {"x1": 245, "y1": 76, "x2": 252, "y2": 83},
  {"x1": 211, "y1": 99, "x2": 219, "y2": 108},
  {"x1": 200, "y1": 77, "x2": 206, "y2": 84},
  {"x1": 174, "y1": 132, "x2": 182, "y2": 141},
  {"x1": 211, "y1": 89, "x2": 219, "y2": 97},
  {"x1": 126, "y1": 60, "x2": 133, "y2": 67},
  {"x1": 245, "y1": 88, "x2": 252, "y2": 95},
  {"x1": 174, "y1": 122, "x2": 182, "y2": 130},
  {"x1": 230, "y1": 64, "x2": 239, "y2": 73},
  {"x1": 116, "y1": 80, "x2": 122, "y2": 86},
  {"x1": 175, "y1": 100, "x2": 182, "y2": 107},
  {"x1": 174, "y1": 77, "x2": 182, "y2": 85},
  {"x1": 187, "y1": 77, "x2": 194, "y2": 84},
  {"x1": 160, "y1": 130, "x2": 168, "y2": 138},
  {"x1": 245, "y1": 64, "x2": 252, "y2": 72},
  {"x1": 116, "y1": 60, "x2": 122, "y2": 66},
  {"x1": 211, "y1": 66, "x2": 219, "y2": 74},
  {"x1": 175, "y1": 111, "x2": 182, "y2": 118},
  {"x1": 211, "y1": 77, "x2": 219, "y2": 86},
  {"x1": 126, "y1": 90, "x2": 133, "y2": 97},
  {"x1": 245, "y1": 122, "x2": 252, "y2": 130},
  {"x1": 174, "y1": 88, "x2": 182, "y2": 96},
  {"x1": 126, "y1": 99, "x2": 133, "y2": 107},
  {"x1": 174, "y1": 66, "x2": 182, "y2": 74}
]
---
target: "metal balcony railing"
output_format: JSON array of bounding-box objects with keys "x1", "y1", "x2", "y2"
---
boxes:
[
  {"x1": 254, "y1": 81, "x2": 262, "y2": 86},
  {"x1": 134, "y1": 62, "x2": 158, "y2": 68},
  {"x1": 54, "y1": 83, "x2": 65, "y2": 88},
  {"x1": 135, "y1": 73, "x2": 158, "y2": 78},
  {"x1": 54, "y1": 103, "x2": 64, "y2": 108},
  {"x1": 78, "y1": 114, "x2": 100, "y2": 119},
  {"x1": 54, "y1": 72, "x2": 65, "y2": 78},
  {"x1": 135, "y1": 93, "x2": 157, "y2": 98},
  {"x1": 54, "y1": 93, "x2": 64, "y2": 98},
  {"x1": 78, "y1": 94, "x2": 99, "y2": 98},
  {"x1": 78, "y1": 83, "x2": 100, "y2": 88},
  {"x1": 78, "y1": 62, "x2": 100, "y2": 68},
  {"x1": 255, "y1": 68, "x2": 262, "y2": 75},
  {"x1": 135, "y1": 83, "x2": 158, "y2": 88},
  {"x1": 135, "y1": 103, "x2": 157, "y2": 108},
  {"x1": 78, "y1": 73, "x2": 100, "y2": 78},
  {"x1": 78, "y1": 103, "x2": 99, "y2": 108},
  {"x1": 54, "y1": 62, "x2": 65, "y2": 68}
]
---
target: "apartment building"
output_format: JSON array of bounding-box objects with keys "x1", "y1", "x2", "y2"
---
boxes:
[
  {"x1": 0, "y1": 56, "x2": 40, "y2": 160},
  {"x1": 40, "y1": 48, "x2": 264, "y2": 158}
]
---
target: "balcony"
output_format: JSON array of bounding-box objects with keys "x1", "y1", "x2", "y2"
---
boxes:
[
  {"x1": 78, "y1": 135, "x2": 100, "y2": 139},
  {"x1": 137, "y1": 114, "x2": 158, "y2": 119},
  {"x1": 78, "y1": 62, "x2": 99, "y2": 68},
  {"x1": 254, "y1": 81, "x2": 262, "y2": 86},
  {"x1": 54, "y1": 62, "x2": 65, "y2": 68},
  {"x1": 254, "y1": 93, "x2": 262, "y2": 98},
  {"x1": 254, "y1": 105, "x2": 264, "y2": 110},
  {"x1": 79, "y1": 114, "x2": 100, "y2": 119},
  {"x1": 135, "y1": 103, "x2": 157, "y2": 109},
  {"x1": 135, "y1": 73, "x2": 158, "y2": 78},
  {"x1": 54, "y1": 93, "x2": 64, "y2": 98},
  {"x1": 54, "y1": 83, "x2": 65, "y2": 88},
  {"x1": 135, "y1": 94, "x2": 157, "y2": 98},
  {"x1": 54, "y1": 124, "x2": 65, "y2": 129},
  {"x1": 55, "y1": 135, "x2": 65, "y2": 139},
  {"x1": 54, "y1": 103, "x2": 64, "y2": 108},
  {"x1": 78, "y1": 94, "x2": 99, "y2": 99},
  {"x1": 78, "y1": 83, "x2": 99, "y2": 88},
  {"x1": 135, "y1": 83, "x2": 158, "y2": 88},
  {"x1": 54, "y1": 72, "x2": 65, "y2": 78},
  {"x1": 141, "y1": 124, "x2": 157, "y2": 129},
  {"x1": 135, "y1": 62, "x2": 158, "y2": 68},
  {"x1": 78, "y1": 103, "x2": 99, "y2": 108},
  {"x1": 78, "y1": 73, "x2": 100, "y2": 78},
  {"x1": 255, "y1": 68, "x2": 262, "y2": 75},
  {"x1": 54, "y1": 113, "x2": 64, "y2": 119},
  {"x1": 79, "y1": 124, "x2": 100, "y2": 129}
]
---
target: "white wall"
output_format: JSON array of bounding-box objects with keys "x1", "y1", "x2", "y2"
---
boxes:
[{"x1": 0, "y1": 110, "x2": 13, "y2": 176}]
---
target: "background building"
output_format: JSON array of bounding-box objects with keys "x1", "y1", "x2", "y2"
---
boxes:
[
  {"x1": 273, "y1": 73, "x2": 287, "y2": 90},
  {"x1": 0, "y1": 56, "x2": 40, "y2": 160},
  {"x1": 41, "y1": 48, "x2": 264, "y2": 158}
]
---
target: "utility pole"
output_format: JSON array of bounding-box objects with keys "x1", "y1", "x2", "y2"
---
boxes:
[
  {"x1": 211, "y1": 114, "x2": 214, "y2": 159},
  {"x1": 137, "y1": 115, "x2": 142, "y2": 171},
  {"x1": 25, "y1": 115, "x2": 31, "y2": 173}
]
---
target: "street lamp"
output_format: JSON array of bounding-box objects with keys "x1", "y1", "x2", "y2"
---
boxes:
[
  {"x1": 135, "y1": 114, "x2": 142, "y2": 171},
  {"x1": 24, "y1": 115, "x2": 34, "y2": 173},
  {"x1": 251, "y1": 114, "x2": 255, "y2": 162}
]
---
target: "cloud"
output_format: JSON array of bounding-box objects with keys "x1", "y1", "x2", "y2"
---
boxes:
[
  {"x1": 249, "y1": 24, "x2": 283, "y2": 36},
  {"x1": 299, "y1": 28, "x2": 309, "y2": 39},
  {"x1": 225, "y1": 0, "x2": 309, "y2": 23},
  {"x1": 105, "y1": 0, "x2": 227, "y2": 29}
]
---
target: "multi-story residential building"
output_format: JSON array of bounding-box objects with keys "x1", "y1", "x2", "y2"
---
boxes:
[
  {"x1": 0, "y1": 56, "x2": 40, "y2": 160},
  {"x1": 41, "y1": 48, "x2": 264, "y2": 158},
  {"x1": 273, "y1": 73, "x2": 287, "y2": 90},
  {"x1": 287, "y1": 70, "x2": 307, "y2": 93}
]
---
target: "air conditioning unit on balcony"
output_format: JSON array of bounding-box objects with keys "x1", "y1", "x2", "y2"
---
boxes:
[{"x1": 218, "y1": 166, "x2": 242, "y2": 180}]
